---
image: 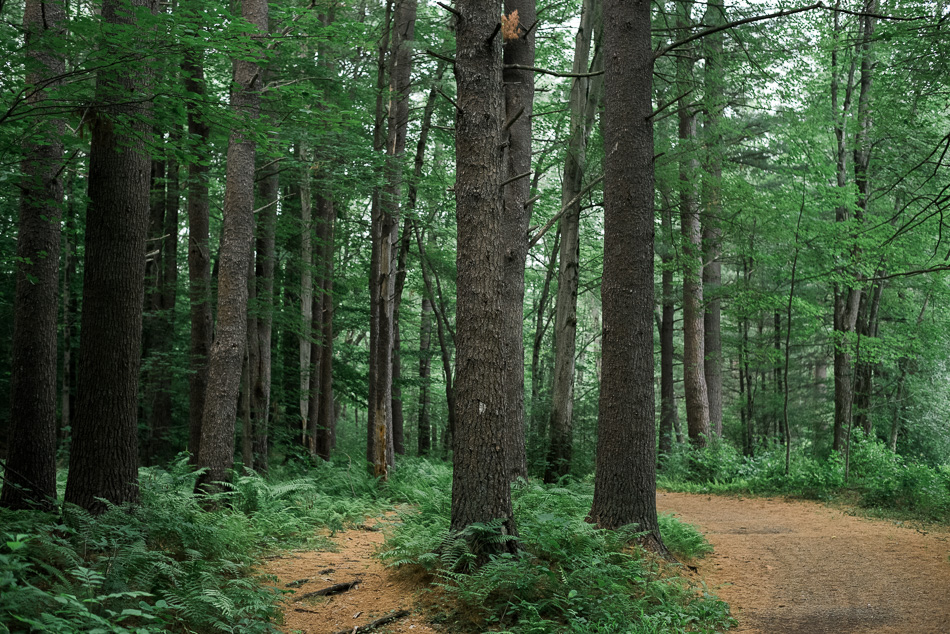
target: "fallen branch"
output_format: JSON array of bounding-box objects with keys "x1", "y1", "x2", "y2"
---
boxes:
[
  {"x1": 330, "y1": 610, "x2": 411, "y2": 634},
  {"x1": 296, "y1": 579, "x2": 361, "y2": 600}
]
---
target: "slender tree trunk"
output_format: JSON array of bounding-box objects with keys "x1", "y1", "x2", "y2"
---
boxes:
[
  {"x1": 676, "y1": 0, "x2": 709, "y2": 447},
  {"x1": 61, "y1": 171, "x2": 78, "y2": 447},
  {"x1": 195, "y1": 0, "x2": 267, "y2": 492},
  {"x1": 530, "y1": 228, "x2": 559, "y2": 442},
  {"x1": 367, "y1": 1, "x2": 395, "y2": 476},
  {"x1": 545, "y1": 0, "x2": 601, "y2": 483},
  {"x1": 658, "y1": 192, "x2": 677, "y2": 461},
  {"x1": 701, "y1": 0, "x2": 725, "y2": 438},
  {"x1": 315, "y1": 195, "x2": 336, "y2": 459},
  {"x1": 499, "y1": 0, "x2": 537, "y2": 482},
  {"x1": 297, "y1": 143, "x2": 313, "y2": 442},
  {"x1": 589, "y1": 0, "x2": 665, "y2": 555},
  {"x1": 385, "y1": 0, "x2": 418, "y2": 456},
  {"x1": 1, "y1": 0, "x2": 66, "y2": 511},
  {"x1": 183, "y1": 46, "x2": 213, "y2": 462},
  {"x1": 450, "y1": 0, "x2": 518, "y2": 551},
  {"x1": 65, "y1": 0, "x2": 153, "y2": 514}
]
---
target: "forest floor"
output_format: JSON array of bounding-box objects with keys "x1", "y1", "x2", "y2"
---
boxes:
[
  {"x1": 656, "y1": 491, "x2": 950, "y2": 633},
  {"x1": 263, "y1": 493, "x2": 950, "y2": 633}
]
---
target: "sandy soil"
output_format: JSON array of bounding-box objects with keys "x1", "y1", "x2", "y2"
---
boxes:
[
  {"x1": 264, "y1": 493, "x2": 950, "y2": 633},
  {"x1": 263, "y1": 520, "x2": 438, "y2": 634},
  {"x1": 657, "y1": 491, "x2": 950, "y2": 633}
]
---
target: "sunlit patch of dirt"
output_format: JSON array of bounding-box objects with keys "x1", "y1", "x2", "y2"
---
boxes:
[
  {"x1": 657, "y1": 491, "x2": 950, "y2": 633},
  {"x1": 263, "y1": 519, "x2": 439, "y2": 634}
]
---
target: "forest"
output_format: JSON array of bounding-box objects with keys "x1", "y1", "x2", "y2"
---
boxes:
[{"x1": 1, "y1": 0, "x2": 949, "y2": 630}]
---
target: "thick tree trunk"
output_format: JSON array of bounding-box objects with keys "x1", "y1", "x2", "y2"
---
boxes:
[
  {"x1": 195, "y1": 0, "x2": 267, "y2": 492},
  {"x1": 701, "y1": 0, "x2": 725, "y2": 438},
  {"x1": 1, "y1": 0, "x2": 65, "y2": 511},
  {"x1": 183, "y1": 47, "x2": 213, "y2": 462},
  {"x1": 545, "y1": 0, "x2": 601, "y2": 483},
  {"x1": 498, "y1": 0, "x2": 537, "y2": 482},
  {"x1": 450, "y1": 0, "x2": 518, "y2": 553},
  {"x1": 589, "y1": 0, "x2": 665, "y2": 554},
  {"x1": 65, "y1": 0, "x2": 153, "y2": 514}
]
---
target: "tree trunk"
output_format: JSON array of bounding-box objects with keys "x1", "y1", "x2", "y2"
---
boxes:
[
  {"x1": 65, "y1": 0, "x2": 153, "y2": 514},
  {"x1": 701, "y1": 0, "x2": 725, "y2": 438},
  {"x1": 183, "y1": 46, "x2": 213, "y2": 463},
  {"x1": 450, "y1": 0, "x2": 518, "y2": 553},
  {"x1": 385, "y1": 0, "x2": 418, "y2": 457},
  {"x1": 530, "y1": 228, "x2": 559, "y2": 444},
  {"x1": 588, "y1": 0, "x2": 665, "y2": 554},
  {"x1": 658, "y1": 190, "x2": 677, "y2": 461},
  {"x1": 315, "y1": 194, "x2": 336, "y2": 459},
  {"x1": 545, "y1": 0, "x2": 601, "y2": 483},
  {"x1": 195, "y1": 0, "x2": 267, "y2": 493},
  {"x1": 676, "y1": 0, "x2": 709, "y2": 447},
  {"x1": 297, "y1": 143, "x2": 313, "y2": 442},
  {"x1": 1, "y1": 0, "x2": 65, "y2": 511}
]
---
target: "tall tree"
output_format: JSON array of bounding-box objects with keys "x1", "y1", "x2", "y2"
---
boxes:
[
  {"x1": 65, "y1": 0, "x2": 154, "y2": 514},
  {"x1": 195, "y1": 0, "x2": 268, "y2": 492},
  {"x1": 450, "y1": 0, "x2": 518, "y2": 553},
  {"x1": 545, "y1": 0, "x2": 601, "y2": 483},
  {"x1": 499, "y1": 0, "x2": 537, "y2": 481},
  {"x1": 1, "y1": 0, "x2": 66, "y2": 511},
  {"x1": 676, "y1": 0, "x2": 710, "y2": 446},
  {"x1": 702, "y1": 0, "x2": 725, "y2": 437},
  {"x1": 588, "y1": 0, "x2": 665, "y2": 552}
]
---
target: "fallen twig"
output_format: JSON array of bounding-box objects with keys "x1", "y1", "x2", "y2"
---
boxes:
[
  {"x1": 295, "y1": 579, "x2": 361, "y2": 600},
  {"x1": 330, "y1": 610, "x2": 411, "y2": 634},
  {"x1": 285, "y1": 578, "x2": 310, "y2": 588}
]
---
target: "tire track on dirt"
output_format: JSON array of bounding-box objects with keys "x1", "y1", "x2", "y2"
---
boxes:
[{"x1": 657, "y1": 491, "x2": 950, "y2": 633}]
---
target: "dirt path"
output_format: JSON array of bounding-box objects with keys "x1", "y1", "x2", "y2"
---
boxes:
[
  {"x1": 657, "y1": 491, "x2": 950, "y2": 633},
  {"x1": 263, "y1": 521, "x2": 437, "y2": 634}
]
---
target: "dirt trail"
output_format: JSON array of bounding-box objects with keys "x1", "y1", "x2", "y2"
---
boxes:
[
  {"x1": 657, "y1": 491, "x2": 950, "y2": 633},
  {"x1": 263, "y1": 520, "x2": 438, "y2": 634}
]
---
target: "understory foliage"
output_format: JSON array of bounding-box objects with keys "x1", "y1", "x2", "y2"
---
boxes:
[
  {"x1": 659, "y1": 435, "x2": 950, "y2": 522},
  {"x1": 0, "y1": 454, "x2": 383, "y2": 633},
  {"x1": 381, "y1": 459, "x2": 733, "y2": 633}
]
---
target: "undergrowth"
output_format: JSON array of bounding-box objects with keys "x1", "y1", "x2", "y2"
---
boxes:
[
  {"x1": 380, "y1": 459, "x2": 734, "y2": 633},
  {"x1": 0, "y1": 452, "x2": 384, "y2": 633},
  {"x1": 658, "y1": 434, "x2": 950, "y2": 522}
]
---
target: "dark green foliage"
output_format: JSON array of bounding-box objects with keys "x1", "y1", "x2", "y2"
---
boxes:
[
  {"x1": 380, "y1": 460, "x2": 734, "y2": 633},
  {"x1": 0, "y1": 455, "x2": 386, "y2": 633}
]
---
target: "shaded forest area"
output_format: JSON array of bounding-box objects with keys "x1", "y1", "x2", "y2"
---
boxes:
[{"x1": 1, "y1": 0, "x2": 949, "y2": 630}]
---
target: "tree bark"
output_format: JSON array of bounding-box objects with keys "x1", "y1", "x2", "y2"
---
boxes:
[
  {"x1": 195, "y1": 0, "x2": 267, "y2": 492},
  {"x1": 701, "y1": 0, "x2": 725, "y2": 438},
  {"x1": 450, "y1": 0, "x2": 518, "y2": 553},
  {"x1": 65, "y1": 0, "x2": 153, "y2": 514},
  {"x1": 498, "y1": 0, "x2": 537, "y2": 482},
  {"x1": 1, "y1": 0, "x2": 65, "y2": 511},
  {"x1": 588, "y1": 0, "x2": 665, "y2": 554},
  {"x1": 545, "y1": 0, "x2": 601, "y2": 483},
  {"x1": 315, "y1": 194, "x2": 336, "y2": 459},
  {"x1": 297, "y1": 143, "x2": 313, "y2": 443},
  {"x1": 658, "y1": 189, "x2": 678, "y2": 461},
  {"x1": 183, "y1": 45, "x2": 213, "y2": 463},
  {"x1": 676, "y1": 0, "x2": 710, "y2": 447}
]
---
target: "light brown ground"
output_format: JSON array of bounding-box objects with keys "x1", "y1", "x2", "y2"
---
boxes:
[
  {"x1": 263, "y1": 519, "x2": 438, "y2": 634},
  {"x1": 657, "y1": 491, "x2": 950, "y2": 633}
]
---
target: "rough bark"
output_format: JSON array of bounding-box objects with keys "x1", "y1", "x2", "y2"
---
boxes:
[
  {"x1": 450, "y1": 0, "x2": 518, "y2": 552},
  {"x1": 588, "y1": 0, "x2": 665, "y2": 553},
  {"x1": 545, "y1": 0, "x2": 601, "y2": 483},
  {"x1": 498, "y1": 0, "x2": 537, "y2": 482},
  {"x1": 297, "y1": 143, "x2": 313, "y2": 441},
  {"x1": 195, "y1": 0, "x2": 267, "y2": 492},
  {"x1": 385, "y1": 0, "x2": 418, "y2": 456},
  {"x1": 183, "y1": 46, "x2": 213, "y2": 462},
  {"x1": 65, "y1": 0, "x2": 153, "y2": 514},
  {"x1": 676, "y1": 0, "x2": 710, "y2": 447},
  {"x1": 658, "y1": 190, "x2": 677, "y2": 461},
  {"x1": 315, "y1": 195, "x2": 336, "y2": 459},
  {"x1": 701, "y1": 0, "x2": 724, "y2": 438},
  {"x1": 1, "y1": 0, "x2": 65, "y2": 511}
]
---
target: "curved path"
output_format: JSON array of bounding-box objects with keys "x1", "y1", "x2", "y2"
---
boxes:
[{"x1": 657, "y1": 491, "x2": 950, "y2": 633}]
